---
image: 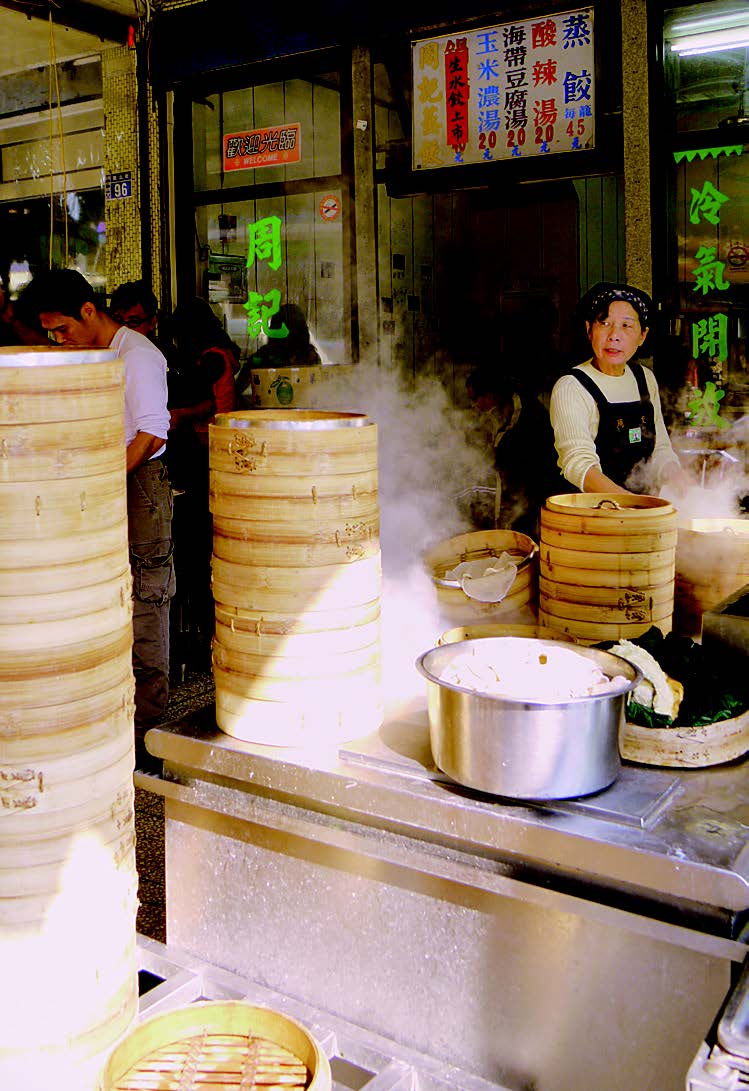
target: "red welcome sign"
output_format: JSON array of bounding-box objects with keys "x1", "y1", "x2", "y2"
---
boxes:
[{"x1": 223, "y1": 124, "x2": 302, "y2": 172}]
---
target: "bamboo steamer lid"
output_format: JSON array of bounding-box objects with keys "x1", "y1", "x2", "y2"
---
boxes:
[
  {"x1": 540, "y1": 503, "x2": 678, "y2": 534},
  {"x1": 544, "y1": 492, "x2": 676, "y2": 518},
  {"x1": 100, "y1": 1001, "x2": 332, "y2": 1091}
]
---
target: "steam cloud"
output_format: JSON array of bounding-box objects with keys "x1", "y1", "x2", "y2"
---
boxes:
[{"x1": 305, "y1": 359, "x2": 496, "y2": 712}]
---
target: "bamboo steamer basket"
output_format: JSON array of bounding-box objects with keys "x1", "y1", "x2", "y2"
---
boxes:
[
  {"x1": 0, "y1": 348, "x2": 138, "y2": 1091},
  {"x1": 100, "y1": 1001, "x2": 332, "y2": 1091},
  {"x1": 674, "y1": 517, "x2": 749, "y2": 637},
  {"x1": 210, "y1": 410, "x2": 383, "y2": 746},
  {"x1": 620, "y1": 709, "x2": 749, "y2": 768},
  {"x1": 423, "y1": 529, "x2": 538, "y2": 626},
  {"x1": 212, "y1": 513, "x2": 380, "y2": 566},
  {"x1": 539, "y1": 494, "x2": 676, "y2": 645}
]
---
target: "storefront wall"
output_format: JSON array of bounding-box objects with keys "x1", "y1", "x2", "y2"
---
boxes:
[{"x1": 162, "y1": 1, "x2": 629, "y2": 402}]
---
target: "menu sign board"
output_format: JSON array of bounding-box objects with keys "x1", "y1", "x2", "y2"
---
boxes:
[{"x1": 412, "y1": 8, "x2": 595, "y2": 170}]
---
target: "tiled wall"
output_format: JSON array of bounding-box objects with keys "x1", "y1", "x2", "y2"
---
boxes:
[{"x1": 102, "y1": 44, "x2": 161, "y2": 304}]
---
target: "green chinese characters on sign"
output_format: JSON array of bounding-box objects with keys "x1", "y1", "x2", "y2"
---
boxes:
[
  {"x1": 244, "y1": 214, "x2": 291, "y2": 342},
  {"x1": 687, "y1": 381, "x2": 729, "y2": 429},
  {"x1": 247, "y1": 215, "x2": 283, "y2": 271},
  {"x1": 689, "y1": 180, "x2": 729, "y2": 226},
  {"x1": 243, "y1": 288, "x2": 284, "y2": 339},
  {"x1": 692, "y1": 313, "x2": 728, "y2": 363},
  {"x1": 692, "y1": 246, "x2": 730, "y2": 294}
]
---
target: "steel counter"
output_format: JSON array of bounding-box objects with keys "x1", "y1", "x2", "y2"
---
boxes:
[{"x1": 139, "y1": 699, "x2": 749, "y2": 1091}]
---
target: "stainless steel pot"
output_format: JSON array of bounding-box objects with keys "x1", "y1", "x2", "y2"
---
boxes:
[{"x1": 416, "y1": 637, "x2": 641, "y2": 800}]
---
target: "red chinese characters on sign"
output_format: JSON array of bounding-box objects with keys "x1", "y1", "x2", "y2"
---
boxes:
[
  {"x1": 223, "y1": 124, "x2": 302, "y2": 172},
  {"x1": 444, "y1": 38, "x2": 470, "y2": 152}
]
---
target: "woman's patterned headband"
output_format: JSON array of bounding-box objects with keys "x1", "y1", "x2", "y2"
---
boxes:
[{"x1": 582, "y1": 283, "x2": 651, "y2": 327}]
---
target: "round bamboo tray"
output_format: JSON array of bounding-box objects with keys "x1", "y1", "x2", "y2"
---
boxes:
[
  {"x1": 539, "y1": 591, "x2": 673, "y2": 624},
  {"x1": 438, "y1": 622, "x2": 577, "y2": 645},
  {"x1": 215, "y1": 609, "x2": 380, "y2": 657},
  {"x1": 215, "y1": 683, "x2": 384, "y2": 747},
  {"x1": 538, "y1": 525, "x2": 678, "y2": 554},
  {"x1": 0, "y1": 624, "x2": 135, "y2": 679},
  {"x1": 538, "y1": 609, "x2": 671, "y2": 642},
  {"x1": 539, "y1": 542, "x2": 675, "y2": 573},
  {"x1": 0, "y1": 415, "x2": 125, "y2": 482},
  {"x1": 100, "y1": 1001, "x2": 332, "y2": 1091},
  {"x1": 210, "y1": 410, "x2": 383, "y2": 746},
  {"x1": 620, "y1": 710, "x2": 749, "y2": 768},
  {"x1": 214, "y1": 639, "x2": 380, "y2": 680},
  {"x1": 0, "y1": 683, "x2": 134, "y2": 740},
  {"x1": 423, "y1": 529, "x2": 538, "y2": 625},
  {"x1": 215, "y1": 600, "x2": 381, "y2": 635},
  {"x1": 212, "y1": 514, "x2": 380, "y2": 567},
  {"x1": 538, "y1": 560, "x2": 675, "y2": 589},
  {"x1": 539, "y1": 576, "x2": 674, "y2": 609},
  {"x1": 212, "y1": 554, "x2": 381, "y2": 599}
]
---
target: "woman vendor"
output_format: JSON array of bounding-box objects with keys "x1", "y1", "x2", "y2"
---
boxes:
[{"x1": 550, "y1": 282, "x2": 686, "y2": 495}]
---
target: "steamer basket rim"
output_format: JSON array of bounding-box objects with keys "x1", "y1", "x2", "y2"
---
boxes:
[
  {"x1": 0, "y1": 347, "x2": 119, "y2": 367},
  {"x1": 215, "y1": 409, "x2": 373, "y2": 430}
]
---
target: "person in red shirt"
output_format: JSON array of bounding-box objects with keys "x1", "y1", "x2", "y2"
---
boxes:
[{"x1": 167, "y1": 298, "x2": 239, "y2": 674}]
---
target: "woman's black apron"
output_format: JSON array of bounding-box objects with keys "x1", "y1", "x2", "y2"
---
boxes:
[{"x1": 572, "y1": 362, "x2": 656, "y2": 488}]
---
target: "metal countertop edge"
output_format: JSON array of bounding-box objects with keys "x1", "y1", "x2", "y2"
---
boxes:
[
  {"x1": 138, "y1": 727, "x2": 749, "y2": 915},
  {"x1": 135, "y1": 770, "x2": 746, "y2": 964}
]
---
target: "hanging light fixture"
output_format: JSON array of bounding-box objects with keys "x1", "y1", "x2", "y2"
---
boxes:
[{"x1": 668, "y1": 6, "x2": 749, "y2": 56}]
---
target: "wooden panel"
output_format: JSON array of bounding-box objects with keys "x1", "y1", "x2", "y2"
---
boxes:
[
  {"x1": 285, "y1": 192, "x2": 317, "y2": 326},
  {"x1": 312, "y1": 82, "x2": 341, "y2": 178},
  {"x1": 389, "y1": 195, "x2": 414, "y2": 379},
  {"x1": 312, "y1": 190, "x2": 345, "y2": 361},
  {"x1": 284, "y1": 79, "x2": 314, "y2": 183},
  {"x1": 411, "y1": 193, "x2": 434, "y2": 377},
  {"x1": 377, "y1": 180, "x2": 395, "y2": 369}
]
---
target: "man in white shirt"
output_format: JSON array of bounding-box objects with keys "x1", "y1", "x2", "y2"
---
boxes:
[{"x1": 20, "y1": 269, "x2": 175, "y2": 768}]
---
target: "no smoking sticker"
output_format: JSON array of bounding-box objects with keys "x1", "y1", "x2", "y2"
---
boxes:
[{"x1": 319, "y1": 194, "x2": 341, "y2": 221}]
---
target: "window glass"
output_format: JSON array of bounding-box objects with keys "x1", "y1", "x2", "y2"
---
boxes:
[
  {"x1": 192, "y1": 76, "x2": 341, "y2": 192},
  {"x1": 664, "y1": 2, "x2": 749, "y2": 132},
  {"x1": 196, "y1": 189, "x2": 345, "y2": 364},
  {"x1": 661, "y1": 2, "x2": 749, "y2": 428}
]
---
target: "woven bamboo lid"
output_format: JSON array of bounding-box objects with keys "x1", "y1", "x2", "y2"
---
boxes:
[{"x1": 101, "y1": 1001, "x2": 331, "y2": 1090}]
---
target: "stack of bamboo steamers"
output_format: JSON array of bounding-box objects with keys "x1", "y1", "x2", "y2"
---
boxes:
[
  {"x1": 0, "y1": 348, "x2": 138, "y2": 1091},
  {"x1": 538, "y1": 493, "x2": 678, "y2": 644},
  {"x1": 208, "y1": 409, "x2": 383, "y2": 746}
]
